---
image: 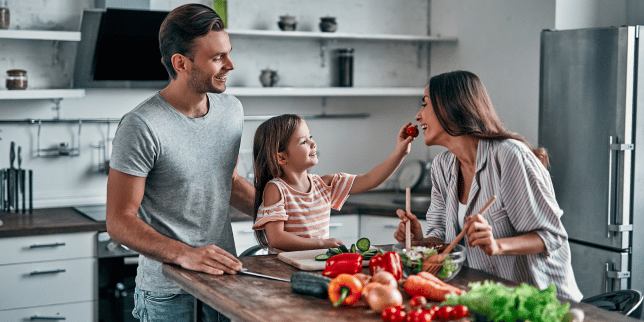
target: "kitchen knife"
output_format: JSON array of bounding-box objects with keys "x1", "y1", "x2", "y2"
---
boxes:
[
  {"x1": 9, "y1": 141, "x2": 15, "y2": 212},
  {"x1": 18, "y1": 146, "x2": 25, "y2": 213},
  {"x1": 237, "y1": 268, "x2": 290, "y2": 282},
  {"x1": 1, "y1": 169, "x2": 5, "y2": 212},
  {"x1": 29, "y1": 169, "x2": 33, "y2": 213}
]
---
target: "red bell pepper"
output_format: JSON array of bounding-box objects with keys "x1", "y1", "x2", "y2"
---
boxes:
[
  {"x1": 369, "y1": 251, "x2": 403, "y2": 281},
  {"x1": 322, "y1": 253, "x2": 363, "y2": 278}
]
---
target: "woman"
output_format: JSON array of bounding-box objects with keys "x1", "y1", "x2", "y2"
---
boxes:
[{"x1": 394, "y1": 70, "x2": 583, "y2": 301}]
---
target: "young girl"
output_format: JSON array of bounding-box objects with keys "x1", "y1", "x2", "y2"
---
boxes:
[{"x1": 252, "y1": 114, "x2": 415, "y2": 252}]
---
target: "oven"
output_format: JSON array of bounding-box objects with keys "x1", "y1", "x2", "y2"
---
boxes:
[{"x1": 74, "y1": 205, "x2": 139, "y2": 322}]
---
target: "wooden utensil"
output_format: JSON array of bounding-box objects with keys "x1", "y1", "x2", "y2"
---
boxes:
[
  {"x1": 423, "y1": 195, "x2": 497, "y2": 275},
  {"x1": 405, "y1": 187, "x2": 411, "y2": 252}
]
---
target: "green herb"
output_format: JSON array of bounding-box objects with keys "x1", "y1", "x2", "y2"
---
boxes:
[
  {"x1": 436, "y1": 256, "x2": 456, "y2": 279},
  {"x1": 442, "y1": 280, "x2": 570, "y2": 322}
]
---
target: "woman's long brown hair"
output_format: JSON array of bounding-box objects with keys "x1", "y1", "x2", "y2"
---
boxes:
[
  {"x1": 252, "y1": 114, "x2": 303, "y2": 248},
  {"x1": 429, "y1": 70, "x2": 549, "y2": 167}
]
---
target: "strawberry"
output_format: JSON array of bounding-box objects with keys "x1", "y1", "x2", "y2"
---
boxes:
[{"x1": 407, "y1": 125, "x2": 419, "y2": 138}]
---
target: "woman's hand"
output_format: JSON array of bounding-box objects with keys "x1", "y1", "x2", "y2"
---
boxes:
[
  {"x1": 465, "y1": 214, "x2": 501, "y2": 256},
  {"x1": 393, "y1": 209, "x2": 424, "y2": 243}
]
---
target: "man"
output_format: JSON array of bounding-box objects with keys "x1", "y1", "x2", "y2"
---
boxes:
[{"x1": 106, "y1": 4, "x2": 254, "y2": 321}]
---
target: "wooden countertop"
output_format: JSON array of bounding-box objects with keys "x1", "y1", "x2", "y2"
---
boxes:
[
  {"x1": 162, "y1": 253, "x2": 638, "y2": 322},
  {"x1": 0, "y1": 207, "x2": 106, "y2": 238}
]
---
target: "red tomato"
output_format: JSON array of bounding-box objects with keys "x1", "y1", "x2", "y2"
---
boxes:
[
  {"x1": 406, "y1": 125, "x2": 419, "y2": 138},
  {"x1": 409, "y1": 295, "x2": 427, "y2": 308},
  {"x1": 405, "y1": 309, "x2": 432, "y2": 322},
  {"x1": 434, "y1": 306, "x2": 453, "y2": 321},
  {"x1": 450, "y1": 305, "x2": 469, "y2": 319},
  {"x1": 382, "y1": 306, "x2": 406, "y2": 322}
]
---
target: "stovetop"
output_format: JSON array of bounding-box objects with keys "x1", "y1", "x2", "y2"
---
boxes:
[{"x1": 73, "y1": 204, "x2": 106, "y2": 222}]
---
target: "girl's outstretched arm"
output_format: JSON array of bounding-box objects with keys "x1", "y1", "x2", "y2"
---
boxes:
[{"x1": 347, "y1": 123, "x2": 414, "y2": 194}]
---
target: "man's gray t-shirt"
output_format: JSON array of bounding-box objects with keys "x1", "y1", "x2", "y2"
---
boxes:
[{"x1": 110, "y1": 92, "x2": 243, "y2": 293}]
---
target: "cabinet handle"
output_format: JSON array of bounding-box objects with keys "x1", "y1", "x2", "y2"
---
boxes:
[
  {"x1": 30, "y1": 316, "x2": 66, "y2": 320},
  {"x1": 384, "y1": 224, "x2": 398, "y2": 229},
  {"x1": 329, "y1": 223, "x2": 343, "y2": 228},
  {"x1": 29, "y1": 242, "x2": 66, "y2": 249},
  {"x1": 29, "y1": 269, "x2": 66, "y2": 276}
]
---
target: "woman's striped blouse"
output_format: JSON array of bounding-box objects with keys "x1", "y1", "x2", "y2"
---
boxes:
[
  {"x1": 426, "y1": 139, "x2": 583, "y2": 301},
  {"x1": 253, "y1": 173, "x2": 355, "y2": 240}
]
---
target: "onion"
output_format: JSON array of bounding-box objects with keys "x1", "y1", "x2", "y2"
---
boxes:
[
  {"x1": 371, "y1": 271, "x2": 398, "y2": 289},
  {"x1": 365, "y1": 284, "x2": 403, "y2": 312}
]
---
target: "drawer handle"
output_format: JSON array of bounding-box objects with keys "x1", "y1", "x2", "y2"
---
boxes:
[
  {"x1": 29, "y1": 242, "x2": 66, "y2": 249},
  {"x1": 329, "y1": 223, "x2": 343, "y2": 228},
  {"x1": 30, "y1": 316, "x2": 66, "y2": 320},
  {"x1": 30, "y1": 316, "x2": 66, "y2": 321},
  {"x1": 384, "y1": 224, "x2": 399, "y2": 229},
  {"x1": 29, "y1": 269, "x2": 66, "y2": 276}
]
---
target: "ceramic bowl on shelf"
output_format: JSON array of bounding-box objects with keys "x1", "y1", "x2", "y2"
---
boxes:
[{"x1": 392, "y1": 242, "x2": 466, "y2": 281}]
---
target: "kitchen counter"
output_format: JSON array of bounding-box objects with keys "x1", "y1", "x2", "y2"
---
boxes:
[
  {"x1": 162, "y1": 252, "x2": 637, "y2": 322},
  {"x1": 0, "y1": 207, "x2": 105, "y2": 238}
]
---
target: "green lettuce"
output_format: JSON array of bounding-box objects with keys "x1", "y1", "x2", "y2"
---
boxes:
[{"x1": 442, "y1": 280, "x2": 570, "y2": 322}]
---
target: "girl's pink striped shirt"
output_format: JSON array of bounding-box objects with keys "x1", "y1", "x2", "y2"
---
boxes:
[{"x1": 252, "y1": 173, "x2": 355, "y2": 239}]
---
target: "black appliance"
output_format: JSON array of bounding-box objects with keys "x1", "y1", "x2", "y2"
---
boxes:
[{"x1": 74, "y1": 205, "x2": 139, "y2": 322}]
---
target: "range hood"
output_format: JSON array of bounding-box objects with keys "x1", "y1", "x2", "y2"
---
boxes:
[{"x1": 74, "y1": 8, "x2": 171, "y2": 89}]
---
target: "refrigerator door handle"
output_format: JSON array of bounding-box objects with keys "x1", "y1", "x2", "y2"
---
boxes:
[
  {"x1": 605, "y1": 262, "x2": 631, "y2": 292},
  {"x1": 607, "y1": 136, "x2": 635, "y2": 237}
]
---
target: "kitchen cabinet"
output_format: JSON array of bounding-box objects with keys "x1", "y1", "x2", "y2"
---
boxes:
[
  {"x1": 0, "y1": 232, "x2": 97, "y2": 320},
  {"x1": 0, "y1": 29, "x2": 85, "y2": 100},
  {"x1": 359, "y1": 215, "x2": 428, "y2": 246}
]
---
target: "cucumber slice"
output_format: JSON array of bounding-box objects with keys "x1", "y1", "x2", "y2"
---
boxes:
[
  {"x1": 350, "y1": 244, "x2": 356, "y2": 253},
  {"x1": 356, "y1": 238, "x2": 371, "y2": 252},
  {"x1": 315, "y1": 253, "x2": 330, "y2": 261},
  {"x1": 338, "y1": 245, "x2": 349, "y2": 253},
  {"x1": 329, "y1": 247, "x2": 342, "y2": 254}
]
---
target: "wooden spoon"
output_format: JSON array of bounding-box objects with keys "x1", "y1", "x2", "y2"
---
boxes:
[
  {"x1": 423, "y1": 195, "x2": 497, "y2": 274},
  {"x1": 405, "y1": 187, "x2": 411, "y2": 252}
]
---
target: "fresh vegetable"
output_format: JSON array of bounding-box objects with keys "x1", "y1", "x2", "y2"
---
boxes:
[
  {"x1": 403, "y1": 271, "x2": 463, "y2": 301},
  {"x1": 315, "y1": 253, "x2": 330, "y2": 261},
  {"x1": 442, "y1": 280, "x2": 570, "y2": 322},
  {"x1": 350, "y1": 244, "x2": 356, "y2": 253},
  {"x1": 450, "y1": 305, "x2": 469, "y2": 319},
  {"x1": 354, "y1": 272, "x2": 372, "y2": 286},
  {"x1": 328, "y1": 274, "x2": 363, "y2": 307},
  {"x1": 405, "y1": 308, "x2": 433, "y2": 322},
  {"x1": 400, "y1": 246, "x2": 457, "y2": 279},
  {"x1": 338, "y1": 244, "x2": 350, "y2": 253},
  {"x1": 369, "y1": 251, "x2": 404, "y2": 281},
  {"x1": 322, "y1": 253, "x2": 363, "y2": 278},
  {"x1": 407, "y1": 125, "x2": 419, "y2": 138},
  {"x1": 290, "y1": 272, "x2": 332, "y2": 298},
  {"x1": 364, "y1": 283, "x2": 403, "y2": 312},
  {"x1": 434, "y1": 306, "x2": 453, "y2": 321},
  {"x1": 408, "y1": 295, "x2": 427, "y2": 308},
  {"x1": 356, "y1": 237, "x2": 371, "y2": 252},
  {"x1": 381, "y1": 306, "x2": 406, "y2": 322},
  {"x1": 372, "y1": 271, "x2": 398, "y2": 289}
]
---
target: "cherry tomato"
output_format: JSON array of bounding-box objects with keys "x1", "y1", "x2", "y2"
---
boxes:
[
  {"x1": 382, "y1": 306, "x2": 406, "y2": 322},
  {"x1": 406, "y1": 125, "x2": 419, "y2": 138},
  {"x1": 405, "y1": 309, "x2": 432, "y2": 322},
  {"x1": 450, "y1": 305, "x2": 470, "y2": 319},
  {"x1": 434, "y1": 306, "x2": 453, "y2": 321},
  {"x1": 409, "y1": 295, "x2": 427, "y2": 308}
]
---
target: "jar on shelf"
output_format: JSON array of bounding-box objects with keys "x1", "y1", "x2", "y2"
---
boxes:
[
  {"x1": 0, "y1": 0, "x2": 9, "y2": 30},
  {"x1": 6, "y1": 69, "x2": 28, "y2": 90}
]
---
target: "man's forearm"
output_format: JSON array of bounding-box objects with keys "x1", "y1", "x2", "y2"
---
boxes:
[{"x1": 230, "y1": 174, "x2": 255, "y2": 216}]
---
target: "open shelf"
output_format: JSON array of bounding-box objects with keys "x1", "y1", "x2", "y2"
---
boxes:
[
  {"x1": 226, "y1": 29, "x2": 457, "y2": 43},
  {"x1": 0, "y1": 89, "x2": 86, "y2": 100},
  {"x1": 0, "y1": 29, "x2": 82, "y2": 41},
  {"x1": 226, "y1": 87, "x2": 423, "y2": 97}
]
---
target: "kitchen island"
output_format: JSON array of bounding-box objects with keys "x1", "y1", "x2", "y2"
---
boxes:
[{"x1": 162, "y1": 253, "x2": 638, "y2": 322}]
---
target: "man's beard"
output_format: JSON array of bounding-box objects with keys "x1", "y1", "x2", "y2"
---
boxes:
[{"x1": 188, "y1": 65, "x2": 225, "y2": 94}]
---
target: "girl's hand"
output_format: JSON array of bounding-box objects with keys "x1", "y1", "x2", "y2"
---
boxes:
[
  {"x1": 321, "y1": 238, "x2": 344, "y2": 248},
  {"x1": 393, "y1": 209, "x2": 424, "y2": 243},
  {"x1": 465, "y1": 214, "x2": 501, "y2": 256},
  {"x1": 396, "y1": 123, "x2": 416, "y2": 155}
]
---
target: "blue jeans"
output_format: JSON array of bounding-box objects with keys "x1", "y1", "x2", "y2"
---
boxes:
[{"x1": 133, "y1": 287, "x2": 230, "y2": 322}]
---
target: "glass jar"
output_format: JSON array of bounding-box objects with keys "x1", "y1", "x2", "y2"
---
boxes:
[
  {"x1": 6, "y1": 69, "x2": 27, "y2": 90},
  {"x1": 0, "y1": 0, "x2": 9, "y2": 30}
]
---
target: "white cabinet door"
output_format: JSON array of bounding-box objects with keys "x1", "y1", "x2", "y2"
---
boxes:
[
  {"x1": 359, "y1": 215, "x2": 428, "y2": 246},
  {"x1": 0, "y1": 232, "x2": 96, "y2": 265},
  {"x1": 0, "y1": 257, "x2": 97, "y2": 310},
  {"x1": 329, "y1": 214, "x2": 359, "y2": 245},
  {"x1": 1, "y1": 300, "x2": 96, "y2": 322}
]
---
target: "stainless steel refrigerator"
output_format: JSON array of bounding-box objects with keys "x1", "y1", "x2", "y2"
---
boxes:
[{"x1": 539, "y1": 26, "x2": 644, "y2": 299}]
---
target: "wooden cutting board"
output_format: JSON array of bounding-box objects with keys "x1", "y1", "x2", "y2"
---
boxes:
[{"x1": 277, "y1": 249, "x2": 373, "y2": 271}]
